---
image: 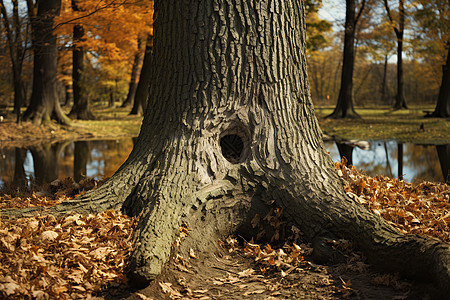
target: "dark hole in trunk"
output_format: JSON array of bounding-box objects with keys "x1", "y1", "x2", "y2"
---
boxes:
[{"x1": 220, "y1": 134, "x2": 244, "y2": 164}]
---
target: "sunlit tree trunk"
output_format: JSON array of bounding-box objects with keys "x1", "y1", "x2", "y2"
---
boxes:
[
  {"x1": 23, "y1": 0, "x2": 70, "y2": 125},
  {"x1": 130, "y1": 36, "x2": 152, "y2": 115},
  {"x1": 10, "y1": 0, "x2": 450, "y2": 293}
]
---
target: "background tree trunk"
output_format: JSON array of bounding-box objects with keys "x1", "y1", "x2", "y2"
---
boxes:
[
  {"x1": 130, "y1": 35, "x2": 152, "y2": 115},
  {"x1": 122, "y1": 39, "x2": 145, "y2": 108},
  {"x1": 24, "y1": 0, "x2": 450, "y2": 293},
  {"x1": 384, "y1": 0, "x2": 408, "y2": 110},
  {"x1": 23, "y1": 0, "x2": 70, "y2": 125},
  {"x1": 326, "y1": 0, "x2": 362, "y2": 119},
  {"x1": 0, "y1": 0, "x2": 27, "y2": 122},
  {"x1": 69, "y1": 0, "x2": 94, "y2": 120},
  {"x1": 431, "y1": 44, "x2": 450, "y2": 118}
]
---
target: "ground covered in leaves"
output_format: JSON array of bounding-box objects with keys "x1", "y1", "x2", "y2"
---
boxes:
[{"x1": 0, "y1": 162, "x2": 448, "y2": 299}]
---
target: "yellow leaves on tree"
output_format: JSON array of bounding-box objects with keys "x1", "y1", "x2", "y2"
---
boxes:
[{"x1": 55, "y1": 0, "x2": 154, "y2": 89}]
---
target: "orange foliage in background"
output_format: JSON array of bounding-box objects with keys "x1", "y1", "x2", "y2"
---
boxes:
[{"x1": 55, "y1": 0, "x2": 154, "y2": 89}]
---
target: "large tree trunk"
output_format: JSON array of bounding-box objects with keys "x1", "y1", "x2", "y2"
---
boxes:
[
  {"x1": 69, "y1": 0, "x2": 94, "y2": 120},
  {"x1": 23, "y1": 0, "x2": 70, "y2": 125},
  {"x1": 9, "y1": 0, "x2": 450, "y2": 293},
  {"x1": 122, "y1": 39, "x2": 145, "y2": 108},
  {"x1": 130, "y1": 36, "x2": 153, "y2": 115},
  {"x1": 431, "y1": 44, "x2": 450, "y2": 118},
  {"x1": 326, "y1": 0, "x2": 360, "y2": 119}
]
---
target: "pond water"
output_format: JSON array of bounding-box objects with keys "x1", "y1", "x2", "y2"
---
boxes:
[{"x1": 0, "y1": 138, "x2": 448, "y2": 188}]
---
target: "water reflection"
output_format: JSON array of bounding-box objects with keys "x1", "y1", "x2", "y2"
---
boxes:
[
  {"x1": 0, "y1": 139, "x2": 448, "y2": 188},
  {"x1": 0, "y1": 139, "x2": 133, "y2": 188},
  {"x1": 326, "y1": 141, "x2": 449, "y2": 183}
]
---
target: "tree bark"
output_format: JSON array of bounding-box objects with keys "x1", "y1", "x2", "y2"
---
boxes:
[
  {"x1": 326, "y1": 0, "x2": 362, "y2": 119},
  {"x1": 384, "y1": 0, "x2": 408, "y2": 110},
  {"x1": 431, "y1": 44, "x2": 450, "y2": 118},
  {"x1": 122, "y1": 39, "x2": 145, "y2": 108},
  {"x1": 69, "y1": 0, "x2": 94, "y2": 120},
  {"x1": 23, "y1": 0, "x2": 70, "y2": 125},
  {"x1": 381, "y1": 55, "x2": 390, "y2": 105},
  {"x1": 130, "y1": 35, "x2": 152, "y2": 115},
  {"x1": 7, "y1": 0, "x2": 450, "y2": 293}
]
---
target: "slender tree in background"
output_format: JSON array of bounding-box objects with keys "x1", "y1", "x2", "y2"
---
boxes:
[
  {"x1": 432, "y1": 44, "x2": 450, "y2": 117},
  {"x1": 130, "y1": 35, "x2": 152, "y2": 115},
  {"x1": 10, "y1": 0, "x2": 447, "y2": 292},
  {"x1": 327, "y1": 0, "x2": 366, "y2": 119},
  {"x1": 69, "y1": 0, "x2": 94, "y2": 120},
  {"x1": 384, "y1": 0, "x2": 408, "y2": 109},
  {"x1": 122, "y1": 38, "x2": 145, "y2": 108},
  {"x1": 23, "y1": 0, "x2": 70, "y2": 125},
  {"x1": 0, "y1": 0, "x2": 28, "y2": 122}
]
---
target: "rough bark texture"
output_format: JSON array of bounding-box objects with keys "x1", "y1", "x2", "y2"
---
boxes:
[
  {"x1": 431, "y1": 45, "x2": 450, "y2": 118},
  {"x1": 326, "y1": 0, "x2": 361, "y2": 119},
  {"x1": 122, "y1": 39, "x2": 145, "y2": 108},
  {"x1": 69, "y1": 0, "x2": 94, "y2": 120},
  {"x1": 10, "y1": 0, "x2": 450, "y2": 294},
  {"x1": 23, "y1": 0, "x2": 70, "y2": 125},
  {"x1": 130, "y1": 36, "x2": 153, "y2": 115}
]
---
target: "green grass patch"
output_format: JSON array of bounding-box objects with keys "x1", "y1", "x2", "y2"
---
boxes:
[{"x1": 315, "y1": 105, "x2": 449, "y2": 144}]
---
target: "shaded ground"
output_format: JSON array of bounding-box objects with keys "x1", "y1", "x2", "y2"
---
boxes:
[{"x1": 1, "y1": 163, "x2": 447, "y2": 299}]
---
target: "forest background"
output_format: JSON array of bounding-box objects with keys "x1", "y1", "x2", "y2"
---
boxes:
[
  {"x1": 0, "y1": 0, "x2": 449, "y2": 299},
  {"x1": 0, "y1": 0, "x2": 448, "y2": 123}
]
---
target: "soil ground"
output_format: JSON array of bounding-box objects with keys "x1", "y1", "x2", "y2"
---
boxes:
[{"x1": 108, "y1": 246, "x2": 439, "y2": 300}]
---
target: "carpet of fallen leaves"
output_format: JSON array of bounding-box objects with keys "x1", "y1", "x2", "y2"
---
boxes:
[
  {"x1": 0, "y1": 161, "x2": 448, "y2": 299},
  {"x1": 336, "y1": 158, "x2": 449, "y2": 242},
  {"x1": 0, "y1": 179, "x2": 135, "y2": 299}
]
